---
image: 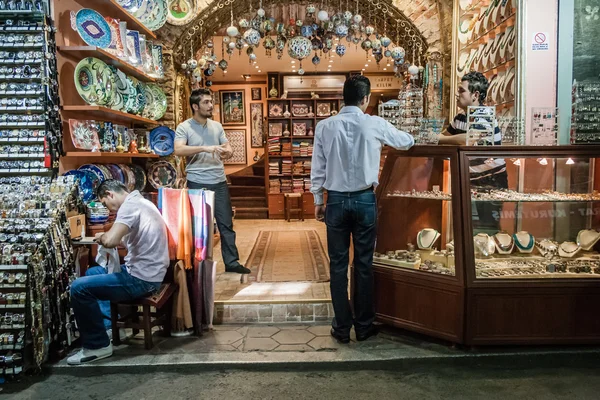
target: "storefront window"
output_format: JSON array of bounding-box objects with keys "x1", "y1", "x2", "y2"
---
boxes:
[{"x1": 572, "y1": 0, "x2": 600, "y2": 80}]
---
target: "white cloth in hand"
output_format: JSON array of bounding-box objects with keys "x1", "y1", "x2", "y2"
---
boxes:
[{"x1": 95, "y1": 245, "x2": 121, "y2": 274}]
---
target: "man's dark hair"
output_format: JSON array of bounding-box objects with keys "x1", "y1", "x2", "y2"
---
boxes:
[
  {"x1": 96, "y1": 179, "x2": 128, "y2": 199},
  {"x1": 461, "y1": 71, "x2": 489, "y2": 104},
  {"x1": 189, "y1": 88, "x2": 213, "y2": 111},
  {"x1": 343, "y1": 75, "x2": 371, "y2": 106}
]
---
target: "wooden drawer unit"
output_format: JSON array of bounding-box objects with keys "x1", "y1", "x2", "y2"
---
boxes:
[{"x1": 268, "y1": 194, "x2": 285, "y2": 218}]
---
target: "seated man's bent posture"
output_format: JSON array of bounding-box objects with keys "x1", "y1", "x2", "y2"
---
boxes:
[{"x1": 68, "y1": 180, "x2": 169, "y2": 365}]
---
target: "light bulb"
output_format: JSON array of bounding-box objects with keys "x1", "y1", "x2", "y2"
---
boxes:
[
  {"x1": 513, "y1": 159, "x2": 521, "y2": 166},
  {"x1": 566, "y1": 158, "x2": 575, "y2": 165},
  {"x1": 538, "y1": 158, "x2": 548, "y2": 166}
]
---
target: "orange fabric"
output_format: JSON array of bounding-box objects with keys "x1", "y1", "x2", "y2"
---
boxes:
[
  {"x1": 177, "y1": 188, "x2": 193, "y2": 270},
  {"x1": 160, "y1": 188, "x2": 181, "y2": 260}
]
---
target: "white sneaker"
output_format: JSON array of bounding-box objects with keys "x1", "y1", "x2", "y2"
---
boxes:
[
  {"x1": 106, "y1": 328, "x2": 127, "y2": 342},
  {"x1": 67, "y1": 343, "x2": 113, "y2": 365}
]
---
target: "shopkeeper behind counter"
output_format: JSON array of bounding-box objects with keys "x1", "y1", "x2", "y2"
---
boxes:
[{"x1": 438, "y1": 71, "x2": 507, "y2": 234}]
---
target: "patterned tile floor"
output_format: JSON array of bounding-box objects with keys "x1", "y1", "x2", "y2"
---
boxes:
[{"x1": 213, "y1": 220, "x2": 332, "y2": 302}]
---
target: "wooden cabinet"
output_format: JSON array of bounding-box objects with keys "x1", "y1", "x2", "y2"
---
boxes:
[{"x1": 268, "y1": 194, "x2": 285, "y2": 218}]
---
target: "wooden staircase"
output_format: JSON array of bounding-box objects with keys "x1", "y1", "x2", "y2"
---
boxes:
[{"x1": 227, "y1": 159, "x2": 268, "y2": 219}]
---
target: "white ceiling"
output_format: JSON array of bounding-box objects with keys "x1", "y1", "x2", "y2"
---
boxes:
[{"x1": 204, "y1": 36, "x2": 395, "y2": 81}]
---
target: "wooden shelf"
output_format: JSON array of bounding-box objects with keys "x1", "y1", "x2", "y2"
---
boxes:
[
  {"x1": 97, "y1": 0, "x2": 157, "y2": 40},
  {"x1": 61, "y1": 106, "x2": 159, "y2": 125},
  {"x1": 64, "y1": 152, "x2": 158, "y2": 158},
  {"x1": 58, "y1": 46, "x2": 156, "y2": 82}
]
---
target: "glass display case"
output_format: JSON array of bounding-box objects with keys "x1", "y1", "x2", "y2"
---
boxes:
[
  {"x1": 374, "y1": 148, "x2": 459, "y2": 278},
  {"x1": 373, "y1": 145, "x2": 600, "y2": 346},
  {"x1": 462, "y1": 147, "x2": 600, "y2": 280}
]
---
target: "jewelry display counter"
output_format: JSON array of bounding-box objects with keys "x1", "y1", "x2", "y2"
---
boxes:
[{"x1": 374, "y1": 145, "x2": 600, "y2": 345}]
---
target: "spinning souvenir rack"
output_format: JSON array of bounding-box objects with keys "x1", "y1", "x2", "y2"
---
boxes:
[
  {"x1": 373, "y1": 145, "x2": 600, "y2": 345},
  {"x1": 454, "y1": 0, "x2": 517, "y2": 119}
]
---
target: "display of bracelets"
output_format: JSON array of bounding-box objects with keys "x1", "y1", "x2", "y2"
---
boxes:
[
  {"x1": 0, "y1": 313, "x2": 25, "y2": 328},
  {"x1": 475, "y1": 258, "x2": 600, "y2": 278},
  {"x1": 0, "y1": 113, "x2": 44, "y2": 123},
  {"x1": 0, "y1": 217, "x2": 53, "y2": 232},
  {"x1": 0, "y1": 292, "x2": 26, "y2": 304},
  {"x1": 0, "y1": 0, "x2": 44, "y2": 12},
  {"x1": 0, "y1": 33, "x2": 43, "y2": 45},
  {"x1": 0, "y1": 330, "x2": 25, "y2": 348},
  {"x1": 0, "y1": 17, "x2": 42, "y2": 30},
  {"x1": 0, "y1": 82, "x2": 43, "y2": 93},
  {"x1": 471, "y1": 188, "x2": 600, "y2": 202},
  {"x1": 0, "y1": 144, "x2": 43, "y2": 154},
  {"x1": 0, "y1": 232, "x2": 44, "y2": 244},
  {"x1": 419, "y1": 260, "x2": 455, "y2": 276},
  {"x1": 0, "y1": 65, "x2": 42, "y2": 79},
  {"x1": 0, "y1": 176, "x2": 49, "y2": 185},
  {"x1": 0, "y1": 160, "x2": 44, "y2": 169},
  {"x1": 388, "y1": 189, "x2": 451, "y2": 200},
  {"x1": 0, "y1": 129, "x2": 44, "y2": 138},
  {"x1": 0, "y1": 96, "x2": 42, "y2": 108},
  {"x1": 0, "y1": 196, "x2": 64, "y2": 210}
]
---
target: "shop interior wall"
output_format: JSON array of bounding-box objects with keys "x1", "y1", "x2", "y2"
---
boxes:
[{"x1": 209, "y1": 82, "x2": 266, "y2": 175}]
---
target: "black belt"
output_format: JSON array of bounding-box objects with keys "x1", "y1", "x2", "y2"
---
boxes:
[{"x1": 327, "y1": 186, "x2": 374, "y2": 196}]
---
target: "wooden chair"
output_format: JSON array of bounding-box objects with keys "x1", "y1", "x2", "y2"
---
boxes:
[{"x1": 284, "y1": 193, "x2": 304, "y2": 221}]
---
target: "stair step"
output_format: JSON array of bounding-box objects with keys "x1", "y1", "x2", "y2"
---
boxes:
[
  {"x1": 231, "y1": 196, "x2": 267, "y2": 207},
  {"x1": 234, "y1": 207, "x2": 268, "y2": 219},
  {"x1": 228, "y1": 175, "x2": 265, "y2": 186},
  {"x1": 229, "y1": 185, "x2": 265, "y2": 197}
]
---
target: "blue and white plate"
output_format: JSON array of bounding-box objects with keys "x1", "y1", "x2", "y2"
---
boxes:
[
  {"x1": 64, "y1": 170, "x2": 96, "y2": 201},
  {"x1": 117, "y1": 0, "x2": 144, "y2": 13},
  {"x1": 78, "y1": 164, "x2": 106, "y2": 186},
  {"x1": 75, "y1": 9, "x2": 112, "y2": 49}
]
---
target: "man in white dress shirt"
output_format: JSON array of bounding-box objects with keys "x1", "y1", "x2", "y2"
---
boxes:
[{"x1": 310, "y1": 75, "x2": 414, "y2": 343}]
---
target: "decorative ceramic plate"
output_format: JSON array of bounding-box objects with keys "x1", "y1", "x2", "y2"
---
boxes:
[
  {"x1": 133, "y1": 0, "x2": 150, "y2": 18},
  {"x1": 69, "y1": 119, "x2": 101, "y2": 150},
  {"x1": 128, "y1": 76, "x2": 147, "y2": 115},
  {"x1": 74, "y1": 57, "x2": 116, "y2": 106},
  {"x1": 117, "y1": 0, "x2": 144, "y2": 13},
  {"x1": 78, "y1": 164, "x2": 106, "y2": 185},
  {"x1": 152, "y1": 44, "x2": 164, "y2": 78},
  {"x1": 124, "y1": 76, "x2": 138, "y2": 113},
  {"x1": 104, "y1": 17, "x2": 125, "y2": 58},
  {"x1": 166, "y1": 0, "x2": 200, "y2": 26},
  {"x1": 64, "y1": 170, "x2": 96, "y2": 201},
  {"x1": 75, "y1": 9, "x2": 112, "y2": 49},
  {"x1": 106, "y1": 163, "x2": 125, "y2": 183},
  {"x1": 141, "y1": 81, "x2": 155, "y2": 119},
  {"x1": 148, "y1": 161, "x2": 177, "y2": 189},
  {"x1": 143, "y1": 0, "x2": 168, "y2": 31},
  {"x1": 108, "y1": 66, "x2": 127, "y2": 111},
  {"x1": 96, "y1": 164, "x2": 113, "y2": 181},
  {"x1": 147, "y1": 83, "x2": 167, "y2": 120},
  {"x1": 126, "y1": 30, "x2": 142, "y2": 66},
  {"x1": 149, "y1": 126, "x2": 174, "y2": 156},
  {"x1": 130, "y1": 163, "x2": 147, "y2": 191},
  {"x1": 118, "y1": 164, "x2": 136, "y2": 191}
]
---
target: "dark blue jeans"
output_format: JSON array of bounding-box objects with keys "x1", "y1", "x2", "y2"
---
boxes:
[
  {"x1": 70, "y1": 266, "x2": 160, "y2": 349},
  {"x1": 187, "y1": 180, "x2": 241, "y2": 268},
  {"x1": 326, "y1": 189, "x2": 377, "y2": 336}
]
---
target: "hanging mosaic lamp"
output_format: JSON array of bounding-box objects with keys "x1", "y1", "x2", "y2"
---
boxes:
[
  {"x1": 205, "y1": 80, "x2": 213, "y2": 87},
  {"x1": 335, "y1": 43, "x2": 346, "y2": 57},
  {"x1": 301, "y1": 24, "x2": 313, "y2": 37},
  {"x1": 381, "y1": 36, "x2": 391, "y2": 48},
  {"x1": 353, "y1": 14, "x2": 362, "y2": 24},
  {"x1": 307, "y1": 4, "x2": 316, "y2": 14},
  {"x1": 371, "y1": 39, "x2": 382, "y2": 51},
  {"x1": 344, "y1": 11, "x2": 353, "y2": 22},
  {"x1": 223, "y1": 36, "x2": 231, "y2": 44},
  {"x1": 226, "y1": 25, "x2": 239, "y2": 37},
  {"x1": 312, "y1": 55, "x2": 320, "y2": 66},
  {"x1": 317, "y1": 10, "x2": 329, "y2": 21},
  {"x1": 257, "y1": 8, "x2": 265, "y2": 17},
  {"x1": 243, "y1": 28, "x2": 261, "y2": 47},
  {"x1": 239, "y1": 18, "x2": 249, "y2": 29},
  {"x1": 287, "y1": 36, "x2": 312, "y2": 60},
  {"x1": 218, "y1": 59, "x2": 228, "y2": 70},
  {"x1": 361, "y1": 39, "x2": 372, "y2": 51},
  {"x1": 391, "y1": 46, "x2": 406, "y2": 60},
  {"x1": 335, "y1": 24, "x2": 348, "y2": 38},
  {"x1": 263, "y1": 36, "x2": 275, "y2": 56}
]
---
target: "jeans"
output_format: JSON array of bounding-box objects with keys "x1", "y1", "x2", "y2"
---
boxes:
[
  {"x1": 326, "y1": 188, "x2": 377, "y2": 336},
  {"x1": 70, "y1": 266, "x2": 161, "y2": 349},
  {"x1": 187, "y1": 180, "x2": 241, "y2": 267}
]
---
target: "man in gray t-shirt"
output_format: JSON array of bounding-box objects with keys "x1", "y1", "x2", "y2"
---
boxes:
[
  {"x1": 174, "y1": 88, "x2": 250, "y2": 274},
  {"x1": 68, "y1": 180, "x2": 169, "y2": 366}
]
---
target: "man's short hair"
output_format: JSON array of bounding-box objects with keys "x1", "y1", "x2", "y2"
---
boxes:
[
  {"x1": 343, "y1": 75, "x2": 371, "y2": 106},
  {"x1": 189, "y1": 88, "x2": 213, "y2": 110},
  {"x1": 461, "y1": 71, "x2": 490, "y2": 104},
  {"x1": 96, "y1": 179, "x2": 128, "y2": 199}
]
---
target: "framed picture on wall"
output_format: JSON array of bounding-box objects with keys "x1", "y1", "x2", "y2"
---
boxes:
[
  {"x1": 251, "y1": 87, "x2": 262, "y2": 100},
  {"x1": 224, "y1": 129, "x2": 247, "y2": 165},
  {"x1": 220, "y1": 90, "x2": 245, "y2": 125},
  {"x1": 250, "y1": 103, "x2": 264, "y2": 148}
]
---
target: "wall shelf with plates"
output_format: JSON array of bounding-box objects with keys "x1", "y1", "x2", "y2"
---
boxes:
[
  {"x1": 64, "y1": 151, "x2": 159, "y2": 158},
  {"x1": 58, "y1": 46, "x2": 157, "y2": 83},
  {"x1": 61, "y1": 106, "x2": 159, "y2": 125},
  {"x1": 96, "y1": 0, "x2": 157, "y2": 40}
]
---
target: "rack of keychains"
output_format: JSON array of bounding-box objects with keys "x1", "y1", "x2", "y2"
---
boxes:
[{"x1": 0, "y1": 1, "x2": 79, "y2": 379}]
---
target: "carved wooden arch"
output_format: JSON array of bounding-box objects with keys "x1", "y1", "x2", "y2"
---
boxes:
[{"x1": 173, "y1": 0, "x2": 430, "y2": 66}]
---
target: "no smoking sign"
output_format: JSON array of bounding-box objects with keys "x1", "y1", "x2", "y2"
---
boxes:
[{"x1": 532, "y1": 32, "x2": 549, "y2": 51}]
